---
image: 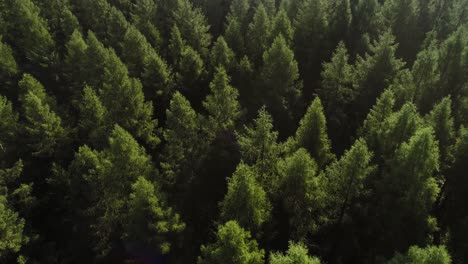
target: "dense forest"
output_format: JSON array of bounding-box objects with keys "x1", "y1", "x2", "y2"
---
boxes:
[{"x1": 0, "y1": 0, "x2": 467, "y2": 263}]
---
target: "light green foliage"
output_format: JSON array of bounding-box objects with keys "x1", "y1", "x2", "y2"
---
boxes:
[
  {"x1": 271, "y1": 7, "x2": 294, "y2": 44},
  {"x1": 161, "y1": 92, "x2": 205, "y2": 189},
  {"x1": 71, "y1": 125, "x2": 156, "y2": 255},
  {"x1": 172, "y1": 0, "x2": 211, "y2": 56},
  {"x1": 295, "y1": 97, "x2": 335, "y2": 168},
  {"x1": 220, "y1": 163, "x2": 271, "y2": 232},
  {"x1": 0, "y1": 96, "x2": 18, "y2": 152},
  {"x1": 224, "y1": 0, "x2": 249, "y2": 56},
  {"x1": 426, "y1": 97, "x2": 455, "y2": 166},
  {"x1": 0, "y1": 161, "x2": 30, "y2": 260},
  {"x1": 247, "y1": 4, "x2": 271, "y2": 64},
  {"x1": 124, "y1": 177, "x2": 185, "y2": 254},
  {"x1": 387, "y1": 245, "x2": 451, "y2": 264},
  {"x1": 210, "y1": 36, "x2": 236, "y2": 71},
  {"x1": 8, "y1": 0, "x2": 54, "y2": 65},
  {"x1": 270, "y1": 242, "x2": 321, "y2": 264},
  {"x1": 18, "y1": 74, "x2": 65, "y2": 156},
  {"x1": 237, "y1": 107, "x2": 281, "y2": 194},
  {"x1": 278, "y1": 148, "x2": 323, "y2": 239},
  {"x1": 197, "y1": 221, "x2": 264, "y2": 264},
  {"x1": 260, "y1": 35, "x2": 301, "y2": 123},
  {"x1": 203, "y1": 67, "x2": 240, "y2": 135},
  {"x1": 78, "y1": 86, "x2": 107, "y2": 147},
  {"x1": 324, "y1": 139, "x2": 373, "y2": 223},
  {"x1": 0, "y1": 40, "x2": 18, "y2": 84}
]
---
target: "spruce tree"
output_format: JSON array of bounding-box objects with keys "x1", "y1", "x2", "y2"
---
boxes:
[{"x1": 270, "y1": 242, "x2": 321, "y2": 264}]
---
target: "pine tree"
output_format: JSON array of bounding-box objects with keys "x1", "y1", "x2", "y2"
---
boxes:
[
  {"x1": 203, "y1": 67, "x2": 240, "y2": 136},
  {"x1": 271, "y1": 7, "x2": 294, "y2": 44},
  {"x1": 224, "y1": 0, "x2": 249, "y2": 56},
  {"x1": 327, "y1": 0, "x2": 352, "y2": 47},
  {"x1": 0, "y1": 96, "x2": 18, "y2": 158},
  {"x1": 172, "y1": 0, "x2": 212, "y2": 56},
  {"x1": 324, "y1": 139, "x2": 373, "y2": 225},
  {"x1": 18, "y1": 74, "x2": 65, "y2": 156},
  {"x1": 220, "y1": 163, "x2": 271, "y2": 233},
  {"x1": 197, "y1": 221, "x2": 264, "y2": 264},
  {"x1": 260, "y1": 35, "x2": 302, "y2": 133},
  {"x1": 295, "y1": 97, "x2": 335, "y2": 169},
  {"x1": 270, "y1": 242, "x2": 321, "y2": 264},
  {"x1": 247, "y1": 4, "x2": 271, "y2": 65},
  {"x1": 237, "y1": 107, "x2": 281, "y2": 194},
  {"x1": 278, "y1": 148, "x2": 324, "y2": 240},
  {"x1": 161, "y1": 92, "x2": 206, "y2": 193},
  {"x1": 210, "y1": 36, "x2": 236, "y2": 71},
  {"x1": 353, "y1": 31, "x2": 405, "y2": 122},
  {"x1": 0, "y1": 39, "x2": 18, "y2": 91},
  {"x1": 124, "y1": 177, "x2": 185, "y2": 255},
  {"x1": 78, "y1": 86, "x2": 107, "y2": 147},
  {"x1": 387, "y1": 245, "x2": 451, "y2": 264},
  {"x1": 6, "y1": 0, "x2": 55, "y2": 66}
]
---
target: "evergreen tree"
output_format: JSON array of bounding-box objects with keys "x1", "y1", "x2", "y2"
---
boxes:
[
  {"x1": 327, "y1": 0, "x2": 352, "y2": 47},
  {"x1": 295, "y1": 97, "x2": 335, "y2": 169},
  {"x1": 271, "y1": 7, "x2": 294, "y2": 44},
  {"x1": 172, "y1": 0, "x2": 211, "y2": 56},
  {"x1": 278, "y1": 148, "x2": 324, "y2": 240},
  {"x1": 237, "y1": 107, "x2": 281, "y2": 194},
  {"x1": 203, "y1": 67, "x2": 241, "y2": 136},
  {"x1": 0, "y1": 96, "x2": 18, "y2": 158},
  {"x1": 260, "y1": 35, "x2": 302, "y2": 134},
  {"x1": 78, "y1": 86, "x2": 107, "y2": 147},
  {"x1": 247, "y1": 4, "x2": 271, "y2": 65},
  {"x1": 18, "y1": 74, "x2": 65, "y2": 156},
  {"x1": 220, "y1": 163, "x2": 271, "y2": 233},
  {"x1": 270, "y1": 242, "x2": 321, "y2": 264},
  {"x1": 0, "y1": 39, "x2": 18, "y2": 92},
  {"x1": 324, "y1": 139, "x2": 373, "y2": 225},
  {"x1": 197, "y1": 221, "x2": 264, "y2": 264},
  {"x1": 387, "y1": 245, "x2": 451, "y2": 264},
  {"x1": 224, "y1": 0, "x2": 250, "y2": 56},
  {"x1": 124, "y1": 176, "x2": 185, "y2": 255},
  {"x1": 210, "y1": 36, "x2": 236, "y2": 72}
]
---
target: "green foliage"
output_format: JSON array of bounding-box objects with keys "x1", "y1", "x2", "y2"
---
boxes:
[
  {"x1": 295, "y1": 97, "x2": 335, "y2": 168},
  {"x1": 324, "y1": 139, "x2": 373, "y2": 223},
  {"x1": 278, "y1": 148, "x2": 323, "y2": 239},
  {"x1": 197, "y1": 220, "x2": 264, "y2": 264},
  {"x1": 237, "y1": 107, "x2": 281, "y2": 194},
  {"x1": 0, "y1": 96, "x2": 18, "y2": 154},
  {"x1": 220, "y1": 163, "x2": 271, "y2": 232},
  {"x1": 270, "y1": 242, "x2": 321, "y2": 264},
  {"x1": 210, "y1": 36, "x2": 236, "y2": 71},
  {"x1": 18, "y1": 74, "x2": 65, "y2": 156},
  {"x1": 0, "y1": 195, "x2": 27, "y2": 258},
  {"x1": 78, "y1": 86, "x2": 107, "y2": 147},
  {"x1": 124, "y1": 177, "x2": 185, "y2": 254},
  {"x1": 0, "y1": 40, "x2": 18, "y2": 86},
  {"x1": 247, "y1": 4, "x2": 271, "y2": 65},
  {"x1": 203, "y1": 67, "x2": 241, "y2": 135},
  {"x1": 260, "y1": 35, "x2": 301, "y2": 130},
  {"x1": 387, "y1": 245, "x2": 451, "y2": 264},
  {"x1": 271, "y1": 7, "x2": 294, "y2": 44}
]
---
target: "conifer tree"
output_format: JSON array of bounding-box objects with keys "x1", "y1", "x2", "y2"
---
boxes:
[
  {"x1": 247, "y1": 4, "x2": 271, "y2": 65},
  {"x1": 271, "y1": 7, "x2": 294, "y2": 44},
  {"x1": 224, "y1": 0, "x2": 249, "y2": 56},
  {"x1": 210, "y1": 36, "x2": 236, "y2": 71},
  {"x1": 220, "y1": 163, "x2": 271, "y2": 233},
  {"x1": 124, "y1": 176, "x2": 185, "y2": 255},
  {"x1": 0, "y1": 96, "x2": 18, "y2": 158},
  {"x1": 203, "y1": 67, "x2": 240, "y2": 136},
  {"x1": 270, "y1": 242, "x2": 321, "y2": 264},
  {"x1": 295, "y1": 97, "x2": 335, "y2": 169},
  {"x1": 18, "y1": 74, "x2": 65, "y2": 156},
  {"x1": 260, "y1": 35, "x2": 302, "y2": 133},
  {"x1": 0, "y1": 40, "x2": 18, "y2": 91},
  {"x1": 278, "y1": 148, "x2": 324, "y2": 240},
  {"x1": 197, "y1": 221, "x2": 264, "y2": 264},
  {"x1": 237, "y1": 107, "x2": 281, "y2": 194},
  {"x1": 387, "y1": 245, "x2": 451, "y2": 264},
  {"x1": 78, "y1": 86, "x2": 107, "y2": 147}
]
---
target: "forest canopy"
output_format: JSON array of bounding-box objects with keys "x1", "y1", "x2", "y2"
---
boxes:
[{"x1": 0, "y1": 0, "x2": 467, "y2": 263}]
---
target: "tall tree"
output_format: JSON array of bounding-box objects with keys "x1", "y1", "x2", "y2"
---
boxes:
[
  {"x1": 278, "y1": 148, "x2": 324, "y2": 240},
  {"x1": 210, "y1": 36, "x2": 236, "y2": 72},
  {"x1": 387, "y1": 245, "x2": 452, "y2": 264},
  {"x1": 197, "y1": 221, "x2": 264, "y2": 264},
  {"x1": 260, "y1": 35, "x2": 302, "y2": 135},
  {"x1": 18, "y1": 74, "x2": 66, "y2": 157},
  {"x1": 220, "y1": 163, "x2": 271, "y2": 233},
  {"x1": 295, "y1": 97, "x2": 335, "y2": 169},
  {"x1": 247, "y1": 4, "x2": 271, "y2": 65},
  {"x1": 203, "y1": 67, "x2": 241, "y2": 136},
  {"x1": 237, "y1": 107, "x2": 281, "y2": 194}
]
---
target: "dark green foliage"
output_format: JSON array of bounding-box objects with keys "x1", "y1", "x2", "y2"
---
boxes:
[{"x1": 0, "y1": 1, "x2": 466, "y2": 263}]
